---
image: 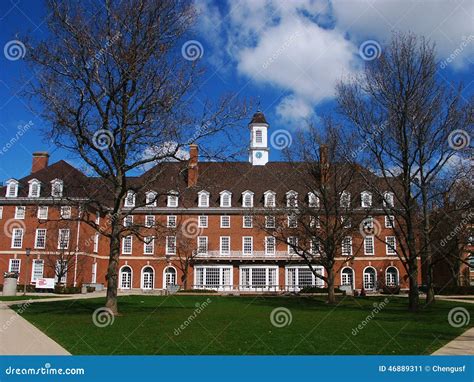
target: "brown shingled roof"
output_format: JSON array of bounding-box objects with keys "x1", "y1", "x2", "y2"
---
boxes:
[{"x1": 250, "y1": 111, "x2": 268, "y2": 124}]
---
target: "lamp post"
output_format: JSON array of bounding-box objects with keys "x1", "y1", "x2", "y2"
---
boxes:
[{"x1": 23, "y1": 248, "x2": 31, "y2": 296}]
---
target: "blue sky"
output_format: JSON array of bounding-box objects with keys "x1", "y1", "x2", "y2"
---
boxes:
[{"x1": 0, "y1": 0, "x2": 472, "y2": 183}]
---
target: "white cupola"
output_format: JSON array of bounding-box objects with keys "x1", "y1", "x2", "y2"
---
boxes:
[{"x1": 248, "y1": 111, "x2": 269, "y2": 166}]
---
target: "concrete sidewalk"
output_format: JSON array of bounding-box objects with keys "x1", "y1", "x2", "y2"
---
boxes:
[
  {"x1": 432, "y1": 327, "x2": 474, "y2": 355},
  {"x1": 0, "y1": 302, "x2": 69, "y2": 355}
]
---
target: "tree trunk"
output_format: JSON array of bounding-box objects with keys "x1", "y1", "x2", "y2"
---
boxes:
[
  {"x1": 105, "y1": 233, "x2": 120, "y2": 315},
  {"x1": 426, "y1": 266, "x2": 435, "y2": 305},
  {"x1": 327, "y1": 268, "x2": 336, "y2": 304},
  {"x1": 181, "y1": 272, "x2": 188, "y2": 290},
  {"x1": 408, "y1": 265, "x2": 419, "y2": 312}
]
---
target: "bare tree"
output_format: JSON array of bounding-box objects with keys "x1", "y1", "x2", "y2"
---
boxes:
[
  {"x1": 24, "y1": 0, "x2": 248, "y2": 314},
  {"x1": 337, "y1": 33, "x2": 472, "y2": 311}
]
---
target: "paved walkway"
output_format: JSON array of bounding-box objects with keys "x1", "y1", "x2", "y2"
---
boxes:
[
  {"x1": 432, "y1": 327, "x2": 474, "y2": 355},
  {"x1": 0, "y1": 302, "x2": 70, "y2": 355}
]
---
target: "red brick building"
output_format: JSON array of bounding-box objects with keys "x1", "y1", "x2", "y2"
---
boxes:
[{"x1": 0, "y1": 113, "x2": 418, "y2": 293}]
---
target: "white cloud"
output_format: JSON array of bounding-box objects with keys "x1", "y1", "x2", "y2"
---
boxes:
[{"x1": 140, "y1": 142, "x2": 189, "y2": 171}]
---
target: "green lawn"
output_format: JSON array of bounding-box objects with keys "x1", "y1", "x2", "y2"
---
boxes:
[
  {"x1": 0, "y1": 295, "x2": 62, "y2": 301},
  {"x1": 13, "y1": 295, "x2": 474, "y2": 355}
]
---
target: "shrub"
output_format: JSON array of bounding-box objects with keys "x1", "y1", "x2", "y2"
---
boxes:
[
  {"x1": 86, "y1": 286, "x2": 96, "y2": 293},
  {"x1": 299, "y1": 286, "x2": 345, "y2": 294},
  {"x1": 54, "y1": 285, "x2": 81, "y2": 294},
  {"x1": 16, "y1": 284, "x2": 37, "y2": 293},
  {"x1": 433, "y1": 286, "x2": 474, "y2": 295},
  {"x1": 177, "y1": 289, "x2": 218, "y2": 293},
  {"x1": 381, "y1": 285, "x2": 401, "y2": 295}
]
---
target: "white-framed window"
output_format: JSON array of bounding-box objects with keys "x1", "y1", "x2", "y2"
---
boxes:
[
  {"x1": 146, "y1": 191, "x2": 157, "y2": 207},
  {"x1": 220, "y1": 191, "x2": 232, "y2": 207},
  {"x1": 167, "y1": 215, "x2": 176, "y2": 228},
  {"x1": 123, "y1": 215, "x2": 133, "y2": 227},
  {"x1": 145, "y1": 215, "x2": 155, "y2": 228},
  {"x1": 242, "y1": 236, "x2": 253, "y2": 255},
  {"x1": 383, "y1": 191, "x2": 395, "y2": 208},
  {"x1": 342, "y1": 236, "x2": 352, "y2": 256},
  {"x1": 198, "y1": 191, "x2": 210, "y2": 207},
  {"x1": 37, "y1": 206, "x2": 48, "y2": 220},
  {"x1": 15, "y1": 206, "x2": 26, "y2": 219},
  {"x1": 386, "y1": 266, "x2": 399, "y2": 286},
  {"x1": 198, "y1": 215, "x2": 208, "y2": 228},
  {"x1": 9, "y1": 259, "x2": 21, "y2": 273},
  {"x1": 197, "y1": 236, "x2": 208, "y2": 254},
  {"x1": 242, "y1": 191, "x2": 254, "y2": 207},
  {"x1": 255, "y1": 129, "x2": 263, "y2": 143},
  {"x1": 28, "y1": 179, "x2": 41, "y2": 197},
  {"x1": 286, "y1": 266, "x2": 324, "y2": 291},
  {"x1": 58, "y1": 229, "x2": 70, "y2": 249},
  {"x1": 220, "y1": 215, "x2": 230, "y2": 228},
  {"x1": 194, "y1": 266, "x2": 233, "y2": 291},
  {"x1": 341, "y1": 267, "x2": 354, "y2": 288},
  {"x1": 34, "y1": 228, "x2": 47, "y2": 249},
  {"x1": 0, "y1": 206, "x2": 3, "y2": 219},
  {"x1": 240, "y1": 266, "x2": 278, "y2": 291},
  {"x1": 144, "y1": 236, "x2": 154, "y2": 254},
  {"x1": 361, "y1": 191, "x2": 372, "y2": 207},
  {"x1": 31, "y1": 259, "x2": 44, "y2": 282},
  {"x1": 308, "y1": 192, "x2": 319, "y2": 207},
  {"x1": 124, "y1": 191, "x2": 135, "y2": 207},
  {"x1": 243, "y1": 215, "x2": 253, "y2": 228},
  {"x1": 60, "y1": 206, "x2": 72, "y2": 219},
  {"x1": 6, "y1": 179, "x2": 19, "y2": 197},
  {"x1": 363, "y1": 216, "x2": 374, "y2": 230},
  {"x1": 95, "y1": 212, "x2": 100, "y2": 225},
  {"x1": 122, "y1": 236, "x2": 133, "y2": 254},
  {"x1": 93, "y1": 233, "x2": 99, "y2": 253},
  {"x1": 91, "y1": 262, "x2": 97, "y2": 283},
  {"x1": 310, "y1": 215, "x2": 320, "y2": 228},
  {"x1": 363, "y1": 267, "x2": 377, "y2": 290},
  {"x1": 264, "y1": 191, "x2": 276, "y2": 207},
  {"x1": 288, "y1": 214, "x2": 297, "y2": 228},
  {"x1": 265, "y1": 215, "x2": 275, "y2": 228},
  {"x1": 364, "y1": 236, "x2": 374, "y2": 255},
  {"x1": 386, "y1": 236, "x2": 396, "y2": 255},
  {"x1": 286, "y1": 191, "x2": 298, "y2": 207},
  {"x1": 341, "y1": 216, "x2": 351, "y2": 228},
  {"x1": 287, "y1": 236, "x2": 298, "y2": 254},
  {"x1": 220, "y1": 236, "x2": 230, "y2": 255},
  {"x1": 385, "y1": 215, "x2": 395, "y2": 228},
  {"x1": 51, "y1": 179, "x2": 63, "y2": 197},
  {"x1": 265, "y1": 236, "x2": 276, "y2": 255},
  {"x1": 11, "y1": 228, "x2": 24, "y2": 248},
  {"x1": 167, "y1": 191, "x2": 178, "y2": 208},
  {"x1": 310, "y1": 237, "x2": 321, "y2": 255},
  {"x1": 340, "y1": 191, "x2": 351, "y2": 208},
  {"x1": 166, "y1": 236, "x2": 176, "y2": 255}
]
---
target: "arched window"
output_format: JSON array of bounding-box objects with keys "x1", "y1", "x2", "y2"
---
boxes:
[
  {"x1": 167, "y1": 191, "x2": 178, "y2": 207},
  {"x1": 145, "y1": 191, "x2": 157, "y2": 207},
  {"x1": 264, "y1": 191, "x2": 276, "y2": 207},
  {"x1": 361, "y1": 191, "x2": 372, "y2": 207},
  {"x1": 242, "y1": 191, "x2": 254, "y2": 208},
  {"x1": 383, "y1": 191, "x2": 394, "y2": 208},
  {"x1": 198, "y1": 190, "x2": 210, "y2": 207},
  {"x1": 363, "y1": 267, "x2": 377, "y2": 290},
  {"x1": 124, "y1": 190, "x2": 135, "y2": 207},
  {"x1": 308, "y1": 192, "x2": 319, "y2": 208},
  {"x1": 119, "y1": 266, "x2": 132, "y2": 289},
  {"x1": 141, "y1": 266, "x2": 154, "y2": 290},
  {"x1": 28, "y1": 179, "x2": 41, "y2": 197},
  {"x1": 6, "y1": 179, "x2": 19, "y2": 198},
  {"x1": 340, "y1": 191, "x2": 350, "y2": 208},
  {"x1": 341, "y1": 267, "x2": 354, "y2": 288},
  {"x1": 286, "y1": 190, "x2": 298, "y2": 207},
  {"x1": 385, "y1": 266, "x2": 399, "y2": 287},
  {"x1": 220, "y1": 191, "x2": 232, "y2": 207},
  {"x1": 163, "y1": 267, "x2": 177, "y2": 288},
  {"x1": 51, "y1": 179, "x2": 63, "y2": 197}
]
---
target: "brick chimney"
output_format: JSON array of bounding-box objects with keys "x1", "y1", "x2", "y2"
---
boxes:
[
  {"x1": 319, "y1": 144, "x2": 329, "y2": 184},
  {"x1": 187, "y1": 144, "x2": 199, "y2": 187},
  {"x1": 31, "y1": 152, "x2": 49, "y2": 174}
]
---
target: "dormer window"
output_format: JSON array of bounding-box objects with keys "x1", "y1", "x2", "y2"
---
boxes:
[
  {"x1": 145, "y1": 191, "x2": 157, "y2": 207},
  {"x1": 6, "y1": 179, "x2": 19, "y2": 198},
  {"x1": 264, "y1": 191, "x2": 276, "y2": 207},
  {"x1": 340, "y1": 191, "x2": 351, "y2": 208},
  {"x1": 383, "y1": 191, "x2": 394, "y2": 208},
  {"x1": 198, "y1": 190, "x2": 210, "y2": 207},
  {"x1": 242, "y1": 191, "x2": 254, "y2": 208},
  {"x1": 167, "y1": 191, "x2": 178, "y2": 208},
  {"x1": 124, "y1": 191, "x2": 136, "y2": 207},
  {"x1": 28, "y1": 179, "x2": 41, "y2": 197},
  {"x1": 361, "y1": 191, "x2": 372, "y2": 208},
  {"x1": 308, "y1": 192, "x2": 319, "y2": 208},
  {"x1": 51, "y1": 179, "x2": 63, "y2": 197},
  {"x1": 220, "y1": 191, "x2": 232, "y2": 207},
  {"x1": 286, "y1": 191, "x2": 298, "y2": 208}
]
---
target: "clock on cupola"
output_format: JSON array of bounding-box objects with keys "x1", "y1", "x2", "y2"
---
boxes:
[{"x1": 248, "y1": 111, "x2": 269, "y2": 166}]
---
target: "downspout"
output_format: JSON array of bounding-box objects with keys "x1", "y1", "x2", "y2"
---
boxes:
[{"x1": 73, "y1": 213, "x2": 81, "y2": 287}]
